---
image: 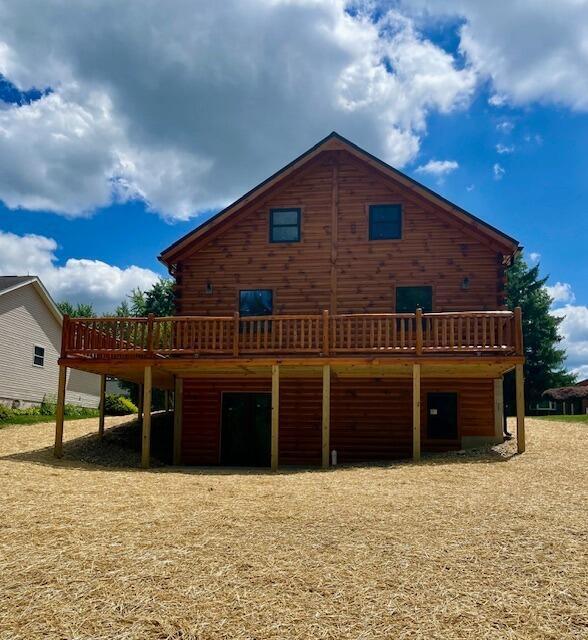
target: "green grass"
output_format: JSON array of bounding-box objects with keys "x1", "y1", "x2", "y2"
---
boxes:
[
  {"x1": 0, "y1": 411, "x2": 100, "y2": 427},
  {"x1": 534, "y1": 414, "x2": 588, "y2": 423}
]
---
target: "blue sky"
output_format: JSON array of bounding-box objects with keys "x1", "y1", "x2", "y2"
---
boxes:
[{"x1": 0, "y1": 0, "x2": 586, "y2": 376}]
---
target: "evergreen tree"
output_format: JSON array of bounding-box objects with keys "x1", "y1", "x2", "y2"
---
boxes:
[
  {"x1": 57, "y1": 301, "x2": 96, "y2": 317},
  {"x1": 504, "y1": 254, "x2": 575, "y2": 412}
]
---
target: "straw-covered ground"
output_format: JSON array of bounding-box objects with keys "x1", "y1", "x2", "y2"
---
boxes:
[{"x1": 0, "y1": 416, "x2": 586, "y2": 639}]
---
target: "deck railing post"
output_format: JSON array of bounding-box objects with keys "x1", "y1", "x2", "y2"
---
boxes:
[
  {"x1": 415, "y1": 308, "x2": 423, "y2": 355},
  {"x1": 514, "y1": 306, "x2": 523, "y2": 355},
  {"x1": 233, "y1": 312, "x2": 240, "y2": 357},
  {"x1": 146, "y1": 313, "x2": 155, "y2": 355},
  {"x1": 61, "y1": 314, "x2": 70, "y2": 358},
  {"x1": 322, "y1": 309, "x2": 330, "y2": 356}
]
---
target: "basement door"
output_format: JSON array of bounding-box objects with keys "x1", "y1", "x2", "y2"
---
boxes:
[
  {"x1": 220, "y1": 393, "x2": 271, "y2": 466},
  {"x1": 427, "y1": 392, "x2": 458, "y2": 439}
]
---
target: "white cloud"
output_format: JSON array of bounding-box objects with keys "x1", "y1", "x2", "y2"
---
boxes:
[
  {"x1": 552, "y1": 305, "x2": 588, "y2": 375},
  {"x1": 496, "y1": 143, "x2": 514, "y2": 154},
  {"x1": 546, "y1": 282, "x2": 576, "y2": 305},
  {"x1": 404, "y1": 0, "x2": 588, "y2": 110},
  {"x1": 466, "y1": 184, "x2": 475, "y2": 192},
  {"x1": 496, "y1": 120, "x2": 515, "y2": 134},
  {"x1": 493, "y1": 163, "x2": 505, "y2": 180},
  {"x1": 0, "y1": 0, "x2": 476, "y2": 220},
  {"x1": 0, "y1": 230, "x2": 159, "y2": 312},
  {"x1": 415, "y1": 159, "x2": 459, "y2": 177},
  {"x1": 488, "y1": 93, "x2": 507, "y2": 107},
  {"x1": 528, "y1": 251, "x2": 541, "y2": 263}
]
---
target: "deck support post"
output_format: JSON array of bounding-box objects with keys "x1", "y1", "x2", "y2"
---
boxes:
[
  {"x1": 412, "y1": 363, "x2": 421, "y2": 461},
  {"x1": 98, "y1": 374, "x2": 106, "y2": 439},
  {"x1": 141, "y1": 366, "x2": 152, "y2": 469},
  {"x1": 516, "y1": 363, "x2": 525, "y2": 453},
  {"x1": 322, "y1": 364, "x2": 330, "y2": 469},
  {"x1": 271, "y1": 364, "x2": 279, "y2": 471},
  {"x1": 173, "y1": 377, "x2": 183, "y2": 465},
  {"x1": 493, "y1": 378, "x2": 504, "y2": 441},
  {"x1": 53, "y1": 365, "x2": 67, "y2": 458}
]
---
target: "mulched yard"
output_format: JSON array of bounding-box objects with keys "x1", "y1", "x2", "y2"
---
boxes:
[{"x1": 0, "y1": 415, "x2": 586, "y2": 639}]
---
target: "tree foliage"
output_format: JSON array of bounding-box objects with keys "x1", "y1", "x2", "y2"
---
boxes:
[
  {"x1": 125, "y1": 279, "x2": 174, "y2": 317},
  {"x1": 504, "y1": 254, "x2": 575, "y2": 411},
  {"x1": 57, "y1": 301, "x2": 96, "y2": 317}
]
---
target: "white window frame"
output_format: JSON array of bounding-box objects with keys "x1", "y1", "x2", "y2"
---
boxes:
[{"x1": 33, "y1": 344, "x2": 45, "y2": 368}]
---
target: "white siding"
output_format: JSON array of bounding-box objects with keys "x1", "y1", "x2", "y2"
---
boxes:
[{"x1": 0, "y1": 285, "x2": 99, "y2": 407}]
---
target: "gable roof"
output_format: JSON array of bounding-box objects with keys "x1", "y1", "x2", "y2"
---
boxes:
[
  {"x1": 159, "y1": 131, "x2": 520, "y2": 266},
  {"x1": 0, "y1": 275, "x2": 63, "y2": 324}
]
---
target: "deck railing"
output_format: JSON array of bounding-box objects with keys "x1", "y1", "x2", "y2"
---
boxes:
[{"x1": 61, "y1": 308, "x2": 523, "y2": 359}]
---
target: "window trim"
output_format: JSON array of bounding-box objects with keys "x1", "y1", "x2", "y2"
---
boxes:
[
  {"x1": 269, "y1": 207, "x2": 301, "y2": 243},
  {"x1": 32, "y1": 344, "x2": 45, "y2": 368},
  {"x1": 367, "y1": 203, "x2": 403, "y2": 241},
  {"x1": 394, "y1": 285, "x2": 434, "y2": 313}
]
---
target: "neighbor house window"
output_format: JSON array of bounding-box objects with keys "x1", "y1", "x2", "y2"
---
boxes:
[
  {"x1": 239, "y1": 290, "x2": 273, "y2": 316},
  {"x1": 396, "y1": 286, "x2": 433, "y2": 313},
  {"x1": 33, "y1": 345, "x2": 45, "y2": 367},
  {"x1": 270, "y1": 208, "x2": 301, "y2": 243},
  {"x1": 369, "y1": 204, "x2": 402, "y2": 240}
]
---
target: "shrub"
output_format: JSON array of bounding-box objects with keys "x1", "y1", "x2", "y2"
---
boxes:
[
  {"x1": 0, "y1": 404, "x2": 14, "y2": 421},
  {"x1": 104, "y1": 394, "x2": 137, "y2": 416},
  {"x1": 40, "y1": 394, "x2": 57, "y2": 415}
]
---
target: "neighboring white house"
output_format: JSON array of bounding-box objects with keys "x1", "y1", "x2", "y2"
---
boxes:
[{"x1": 0, "y1": 276, "x2": 100, "y2": 409}]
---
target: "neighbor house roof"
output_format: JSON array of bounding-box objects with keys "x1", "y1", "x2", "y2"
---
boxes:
[
  {"x1": 159, "y1": 131, "x2": 521, "y2": 267},
  {"x1": 0, "y1": 275, "x2": 63, "y2": 324},
  {"x1": 543, "y1": 383, "x2": 588, "y2": 401}
]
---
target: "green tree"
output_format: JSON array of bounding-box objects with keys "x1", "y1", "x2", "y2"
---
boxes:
[
  {"x1": 114, "y1": 300, "x2": 131, "y2": 317},
  {"x1": 57, "y1": 301, "x2": 96, "y2": 317},
  {"x1": 504, "y1": 253, "x2": 575, "y2": 412}
]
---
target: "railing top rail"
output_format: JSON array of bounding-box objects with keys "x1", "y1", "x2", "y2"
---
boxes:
[
  {"x1": 240, "y1": 314, "x2": 322, "y2": 321},
  {"x1": 332, "y1": 313, "x2": 416, "y2": 319},
  {"x1": 423, "y1": 310, "x2": 513, "y2": 317}
]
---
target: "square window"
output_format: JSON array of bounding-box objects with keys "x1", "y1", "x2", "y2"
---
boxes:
[
  {"x1": 33, "y1": 345, "x2": 45, "y2": 367},
  {"x1": 396, "y1": 286, "x2": 433, "y2": 313},
  {"x1": 239, "y1": 290, "x2": 273, "y2": 317},
  {"x1": 369, "y1": 204, "x2": 402, "y2": 240},
  {"x1": 270, "y1": 208, "x2": 301, "y2": 243}
]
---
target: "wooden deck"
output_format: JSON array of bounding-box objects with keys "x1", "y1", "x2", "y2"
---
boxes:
[{"x1": 61, "y1": 308, "x2": 523, "y2": 360}]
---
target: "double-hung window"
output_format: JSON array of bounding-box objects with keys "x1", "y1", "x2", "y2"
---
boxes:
[
  {"x1": 33, "y1": 345, "x2": 45, "y2": 367},
  {"x1": 395, "y1": 286, "x2": 433, "y2": 313},
  {"x1": 369, "y1": 204, "x2": 402, "y2": 240},
  {"x1": 270, "y1": 208, "x2": 301, "y2": 243}
]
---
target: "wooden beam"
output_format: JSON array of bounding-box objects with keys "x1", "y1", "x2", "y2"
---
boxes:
[
  {"x1": 322, "y1": 364, "x2": 330, "y2": 469},
  {"x1": 412, "y1": 363, "x2": 421, "y2": 461},
  {"x1": 141, "y1": 366, "x2": 152, "y2": 469},
  {"x1": 173, "y1": 377, "x2": 183, "y2": 465},
  {"x1": 493, "y1": 378, "x2": 504, "y2": 440},
  {"x1": 516, "y1": 363, "x2": 525, "y2": 454},
  {"x1": 271, "y1": 364, "x2": 279, "y2": 471},
  {"x1": 53, "y1": 365, "x2": 67, "y2": 458},
  {"x1": 98, "y1": 374, "x2": 106, "y2": 439}
]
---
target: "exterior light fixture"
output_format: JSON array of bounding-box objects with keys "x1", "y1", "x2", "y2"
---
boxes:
[
  {"x1": 461, "y1": 277, "x2": 470, "y2": 290},
  {"x1": 205, "y1": 281, "x2": 213, "y2": 295}
]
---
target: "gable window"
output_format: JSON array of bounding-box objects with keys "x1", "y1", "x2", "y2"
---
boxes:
[
  {"x1": 396, "y1": 286, "x2": 433, "y2": 313},
  {"x1": 270, "y1": 208, "x2": 301, "y2": 243},
  {"x1": 239, "y1": 289, "x2": 273, "y2": 317},
  {"x1": 33, "y1": 345, "x2": 45, "y2": 367},
  {"x1": 369, "y1": 204, "x2": 402, "y2": 240}
]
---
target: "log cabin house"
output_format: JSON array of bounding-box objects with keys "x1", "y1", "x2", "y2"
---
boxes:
[{"x1": 54, "y1": 132, "x2": 526, "y2": 468}]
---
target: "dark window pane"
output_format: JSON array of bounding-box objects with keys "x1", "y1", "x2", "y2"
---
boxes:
[
  {"x1": 270, "y1": 208, "x2": 300, "y2": 242},
  {"x1": 272, "y1": 209, "x2": 299, "y2": 225},
  {"x1": 239, "y1": 290, "x2": 273, "y2": 316},
  {"x1": 369, "y1": 204, "x2": 402, "y2": 240},
  {"x1": 396, "y1": 286, "x2": 433, "y2": 313},
  {"x1": 33, "y1": 346, "x2": 45, "y2": 366},
  {"x1": 271, "y1": 225, "x2": 299, "y2": 242}
]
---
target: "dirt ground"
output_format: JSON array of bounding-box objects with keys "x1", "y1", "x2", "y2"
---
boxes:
[{"x1": 0, "y1": 416, "x2": 586, "y2": 639}]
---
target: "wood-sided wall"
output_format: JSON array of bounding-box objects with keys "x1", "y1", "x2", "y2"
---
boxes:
[
  {"x1": 180, "y1": 376, "x2": 496, "y2": 465},
  {"x1": 174, "y1": 150, "x2": 507, "y2": 316}
]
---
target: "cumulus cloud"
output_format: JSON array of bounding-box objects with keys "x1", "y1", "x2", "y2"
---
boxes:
[
  {"x1": 0, "y1": 0, "x2": 476, "y2": 220},
  {"x1": 545, "y1": 282, "x2": 576, "y2": 305},
  {"x1": 552, "y1": 304, "x2": 588, "y2": 376},
  {"x1": 404, "y1": 0, "x2": 588, "y2": 110},
  {"x1": 528, "y1": 251, "x2": 541, "y2": 264},
  {"x1": 496, "y1": 143, "x2": 514, "y2": 154},
  {"x1": 0, "y1": 230, "x2": 159, "y2": 312},
  {"x1": 493, "y1": 163, "x2": 505, "y2": 180},
  {"x1": 415, "y1": 159, "x2": 459, "y2": 177},
  {"x1": 496, "y1": 120, "x2": 515, "y2": 134}
]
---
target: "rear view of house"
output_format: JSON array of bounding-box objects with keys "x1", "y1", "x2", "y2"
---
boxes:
[
  {"x1": 54, "y1": 132, "x2": 526, "y2": 467},
  {"x1": 0, "y1": 276, "x2": 99, "y2": 409}
]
